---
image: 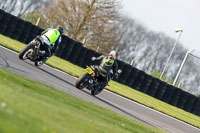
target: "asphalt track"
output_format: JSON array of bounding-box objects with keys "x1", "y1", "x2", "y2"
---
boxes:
[{"x1": 0, "y1": 45, "x2": 200, "y2": 133}]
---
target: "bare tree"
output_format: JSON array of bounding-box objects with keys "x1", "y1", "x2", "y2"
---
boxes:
[
  {"x1": 116, "y1": 16, "x2": 200, "y2": 94},
  {"x1": 0, "y1": 0, "x2": 49, "y2": 17},
  {"x1": 39, "y1": 0, "x2": 121, "y2": 53},
  {"x1": 0, "y1": 0, "x2": 17, "y2": 14},
  {"x1": 116, "y1": 16, "x2": 147, "y2": 62}
]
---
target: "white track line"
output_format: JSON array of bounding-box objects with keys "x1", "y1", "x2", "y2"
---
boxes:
[
  {"x1": 0, "y1": 45, "x2": 18, "y2": 54},
  {"x1": 104, "y1": 89, "x2": 200, "y2": 130},
  {"x1": 1, "y1": 45, "x2": 200, "y2": 130}
]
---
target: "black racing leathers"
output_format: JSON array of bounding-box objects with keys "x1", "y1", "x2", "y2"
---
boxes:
[{"x1": 92, "y1": 55, "x2": 118, "y2": 83}]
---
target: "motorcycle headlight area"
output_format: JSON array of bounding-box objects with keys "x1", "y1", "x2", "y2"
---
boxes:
[{"x1": 86, "y1": 67, "x2": 94, "y2": 74}]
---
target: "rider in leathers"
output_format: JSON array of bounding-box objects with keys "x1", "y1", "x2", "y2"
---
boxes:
[
  {"x1": 91, "y1": 50, "x2": 118, "y2": 89},
  {"x1": 37, "y1": 26, "x2": 64, "y2": 62}
]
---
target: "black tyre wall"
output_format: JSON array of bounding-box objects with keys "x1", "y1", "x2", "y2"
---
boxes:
[
  {"x1": 177, "y1": 91, "x2": 190, "y2": 109},
  {"x1": 161, "y1": 84, "x2": 175, "y2": 104},
  {"x1": 169, "y1": 88, "x2": 182, "y2": 107},
  {"x1": 192, "y1": 99, "x2": 200, "y2": 116},
  {"x1": 131, "y1": 71, "x2": 145, "y2": 91},
  {"x1": 68, "y1": 41, "x2": 82, "y2": 64},
  {"x1": 75, "y1": 46, "x2": 88, "y2": 67},
  {"x1": 183, "y1": 95, "x2": 197, "y2": 112},
  {"x1": 57, "y1": 35, "x2": 71, "y2": 57},
  {"x1": 139, "y1": 73, "x2": 152, "y2": 93},
  {"x1": 125, "y1": 67, "x2": 140, "y2": 87},
  {"x1": 146, "y1": 77, "x2": 159, "y2": 97},
  {"x1": 119, "y1": 64, "x2": 132, "y2": 85},
  {"x1": 11, "y1": 19, "x2": 25, "y2": 40},
  {"x1": 154, "y1": 81, "x2": 167, "y2": 100}
]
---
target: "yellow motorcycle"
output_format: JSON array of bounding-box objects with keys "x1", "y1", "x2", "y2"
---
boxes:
[{"x1": 75, "y1": 65, "x2": 121, "y2": 95}]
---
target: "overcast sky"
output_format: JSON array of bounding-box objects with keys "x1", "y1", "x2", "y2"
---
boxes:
[{"x1": 121, "y1": 0, "x2": 200, "y2": 51}]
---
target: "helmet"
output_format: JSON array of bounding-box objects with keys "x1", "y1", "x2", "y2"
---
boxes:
[
  {"x1": 57, "y1": 26, "x2": 64, "y2": 34},
  {"x1": 109, "y1": 50, "x2": 117, "y2": 60}
]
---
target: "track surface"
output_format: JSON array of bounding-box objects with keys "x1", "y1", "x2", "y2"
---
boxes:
[{"x1": 0, "y1": 46, "x2": 200, "y2": 133}]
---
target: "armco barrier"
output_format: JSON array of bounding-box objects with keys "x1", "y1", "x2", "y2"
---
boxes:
[{"x1": 0, "y1": 9, "x2": 199, "y2": 116}]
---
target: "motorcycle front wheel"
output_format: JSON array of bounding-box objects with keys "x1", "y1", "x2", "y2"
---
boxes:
[
  {"x1": 19, "y1": 44, "x2": 35, "y2": 60},
  {"x1": 75, "y1": 73, "x2": 90, "y2": 90}
]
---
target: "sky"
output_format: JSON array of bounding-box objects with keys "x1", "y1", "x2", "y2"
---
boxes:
[{"x1": 120, "y1": 0, "x2": 200, "y2": 52}]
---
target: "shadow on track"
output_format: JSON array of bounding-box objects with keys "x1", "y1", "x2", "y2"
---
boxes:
[
  {"x1": 24, "y1": 61, "x2": 75, "y2": 87},
  {"x1": 36, "y1": 66, "x2": 75, "y2": 87}
]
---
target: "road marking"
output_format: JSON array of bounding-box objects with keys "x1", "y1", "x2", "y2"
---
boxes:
[
  {"x1": 104, "y1": 89, "x2": 200, "y2": 130},
  {"x1": 1, "y1": 45, "x2": 200, "y2": 130},
  {"x1": 0, "y1": 45, "x2": 19, "y2": 54}
]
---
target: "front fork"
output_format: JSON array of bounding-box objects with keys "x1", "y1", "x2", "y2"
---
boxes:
[
  {"x1": 87, "y1": 78, "x2": 96, "y2": 90},
  {"x1": 31, "y1": 40, "x2": 41, "y2": 60},
  {"x1": 34, "y1": 40, "x2": 41, "y2": 53}
]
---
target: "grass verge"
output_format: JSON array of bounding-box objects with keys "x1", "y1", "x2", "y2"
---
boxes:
[
  {"x1": 0, "y1": 34, "x2": 200, "y2": 128},
  {"x1": 0, "y1": 68, "x2": 165, "y2": 133}
]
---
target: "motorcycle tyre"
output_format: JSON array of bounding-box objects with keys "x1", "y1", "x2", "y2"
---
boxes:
[
  {"x1": 19, "y1": 44, "x2": 35, "y2": 60},
  {"x1": 75, "y1": 73, "x2": 90, "y2": 90}
]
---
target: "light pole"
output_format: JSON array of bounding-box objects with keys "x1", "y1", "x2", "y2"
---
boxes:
[
  {"x1": 173, "y1": 49, "x2": 195, "y2": 86},
  {"x1": 160, "y1": 28, "x2": 183, "y2": 79}
]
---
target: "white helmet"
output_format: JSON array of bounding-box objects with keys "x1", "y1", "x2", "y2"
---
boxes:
[{"x1": 109, "y1": 50, "x2": 117, "y2": 60}]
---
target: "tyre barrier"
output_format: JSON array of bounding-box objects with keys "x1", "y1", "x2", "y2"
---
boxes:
[
  {"x1": 177, "y1": 91, "x2": 190, "y2": 109},
  {"x1": 119, "y1": 64, "x2": 133, "y2": 84},
  {"x1": 57, "y1": 35, "x2": 71, "y2": 57},
  {"x1": 162, "y1": 84, "x2": 175, "y2": 104},
  {"x1": 193, "y1": 99, "x2": 200, "y2": 116},
  {"x1": 169, "y1": 88, "x2": 182, "y2": 106},
  {"x1": 74, "y1": 46, "x2": 88, "y2": 67},
  {"x1": 183, "y1": 95, "x2": 197, "y2": 112},
  {"x1": 0, "y1": 9, "x2": 199, "y2": 116},
  {"x1": 146, "y1": 77, "x2": 159, "y2": 97},
  {"x1": 131, "y1": 71, "x2": 145, "y2": 91},
  {"x1": 125, "y1": 67, "x2": 140, "y2": 87},
  {"x1": 154, "y1": 81, "x2": 167, "y2": 100}
]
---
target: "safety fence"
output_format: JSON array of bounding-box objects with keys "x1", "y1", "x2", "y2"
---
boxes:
[{"x1": 0, "y1": 9, "x2": 200, "y2": 116}]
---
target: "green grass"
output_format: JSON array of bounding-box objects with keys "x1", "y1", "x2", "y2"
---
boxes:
[
  {"x1": 0, "y1": 34, "x2": 200, "y2": 128},
  {"x1": 0, "y1": 68, "x2": 165, "y2": 133}
]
